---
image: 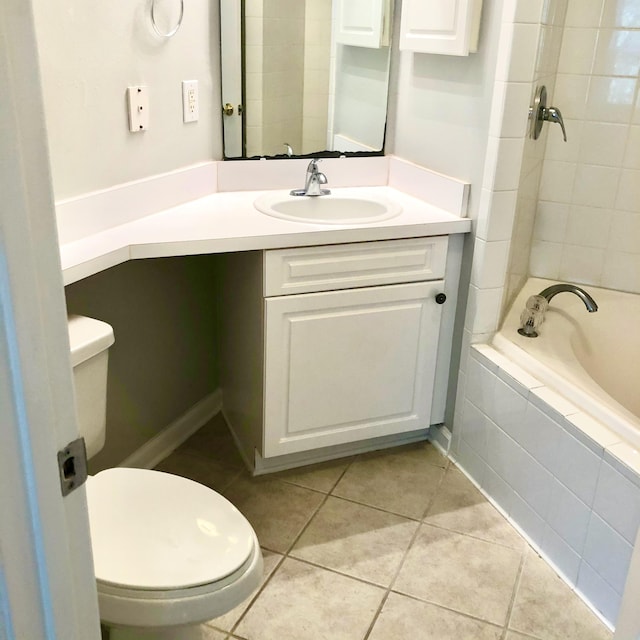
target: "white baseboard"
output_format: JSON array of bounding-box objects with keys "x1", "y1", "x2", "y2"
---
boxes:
[{"x1": 118, "y1": 389, "x2": 223, "y2": 470}]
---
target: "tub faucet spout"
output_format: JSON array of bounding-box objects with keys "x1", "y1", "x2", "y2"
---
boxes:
[{"x1": 538, "y1": 283, "x2": 598, "y2": 313}]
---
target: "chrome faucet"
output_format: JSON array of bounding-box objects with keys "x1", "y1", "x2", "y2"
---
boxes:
[
  {"x1": 518, "y1": 283, "x2": 598, "y2": 338},
  {"x1": 538, "y1": 283, "x2": 598, "y2": 312},
  {"x1": 290, "y1": 159, "x2": 330, "y2": 197}
]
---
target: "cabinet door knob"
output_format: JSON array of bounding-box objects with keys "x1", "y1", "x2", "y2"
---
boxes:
[{"x1": 435, "y1": 293, "x2": 447, "y2": 304}]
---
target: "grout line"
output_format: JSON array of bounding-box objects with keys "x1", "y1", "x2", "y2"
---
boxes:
[
  {"x1": 222, "y1": 457, "x2": 359, "y2": 635},
  {"x1": 362, "y1": 464, "x2": 451, "y2": 639},
  {"x1": 387, "y1": 589, "x2": 506, "y2": 631},
  {"x1": 500, "y1": 546, "x2": 529, "y2": 639}
]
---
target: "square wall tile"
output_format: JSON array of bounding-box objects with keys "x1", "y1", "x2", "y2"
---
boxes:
[
  {"x1": 554, "y1": 74, "x2": 590, "y2": 120},
  {"x1": 541, "y1": 524, "x2": 581, "y2": 584},
  {"x1": 577, "y1": 561, "x2": 623, "y2": 625},
  {"x1": 593, "y1": 462, "x2": 640, "y2": 544},
  {"x1": 558, "y1": 244, "x2": 605, "y2": 286},
  {"x1": 466, "y1": 286, "x2": 504, "y2": 335},
  {"x1": 461, "y1": 398, "x2": 491, "y2": 460},
  {"x1": 533, "y1": 201, "x2": 570, "y2": 241},
  {"x1": 615, "y1": 169, "x2": 640, "y2": 213},
  {"x1": 500, "y1": 23, "x2": 541, "y2": 82},
  {"x1": 510, "y1": 446, "x2": 555, "y2": 519},
  {"x1": 471, "y1": 239, "x2": 511, "y2": 289},
  {"x1": 465, "y1": 356, "x2": 497, "y2": 416},
  {"x1": 586, "y1": 76, "x2": 637, "y2": 123},
  {"x1": 564, "y1": 206, "x2": 612, "y2": 249},
  {"x1": 558, "y1": 28, "x2": 598, "y2": 74},
  {"x1": 546, "y1": 480, "x2": 591, "y2": 553},
  {"x1": 476, "y1": 189, "x2": 518, "y2": 241},
  {"x1": 490, "y1": 82, "x2": 532, "y2": 139},
  {"x1": 564, "y1": 0, "x2": 604, "y2": 27},
  {"x1": 553, "y1": 429, "x2": 602, "y2": 506},
  {"x1": 510, "y1": 492, "x2": 546, "y2": 546},
  {"x1": 583, "y1": 513, "x2": 633, "y2": 594},
  {"x1": 518, "y1": 403, "x2": 564, "y2": 472},
  {"x1": 572, "y1": 165, "x2": 620, "y2": 209},
  {"x1": 486, "y1": 421, "x2": 522, "y2": 488},
  {"x1": 488, "y1": 377, "x2": 529, "y2": 443}
]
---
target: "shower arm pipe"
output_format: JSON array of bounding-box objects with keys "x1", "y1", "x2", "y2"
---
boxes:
[{"x1": 538, "y1": 284, "x2": 598, "y2": 313}]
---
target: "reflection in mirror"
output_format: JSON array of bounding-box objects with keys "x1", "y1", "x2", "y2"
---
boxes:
[{"x1": 220, "y1": 0, "x2": 393, "y2": 159}]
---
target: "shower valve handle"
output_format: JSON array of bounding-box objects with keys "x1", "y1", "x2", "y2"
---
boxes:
[
  {"x1": 543, "y1": 106, "x2": 567, "y2": 142},
  {"x1": 529, "y1": 85, "x2": 568, "y2": 142}
]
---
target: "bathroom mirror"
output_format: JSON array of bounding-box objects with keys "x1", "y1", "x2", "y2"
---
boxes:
[{"x1": 220, "y1": 0, "x2": 393, "y2": 159}]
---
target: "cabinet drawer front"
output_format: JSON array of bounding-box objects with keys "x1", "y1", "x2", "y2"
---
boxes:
[
  {"x1": 263, "y1": 281, "x2": 444, "y2": 458},
  {"x1": 264, "y1": 237, "x2": 448, "y2": 296}
]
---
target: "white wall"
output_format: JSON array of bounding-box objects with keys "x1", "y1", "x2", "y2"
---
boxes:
[
  {"x1": 32, "y1": 0, "x2": 222, "y2": 200},
  {"x1": 390, "y1": 0, "x2": 502, "y2": 207}
]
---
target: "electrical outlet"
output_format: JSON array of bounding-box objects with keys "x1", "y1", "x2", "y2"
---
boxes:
[
  {"x1": 182, "y1": 80, "x2": 199, "y2": 123},
  {"x1": 127, "y1": 86, "x2": 149, "y2": 132}
]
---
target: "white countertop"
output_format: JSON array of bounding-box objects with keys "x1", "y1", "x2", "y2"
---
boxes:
[{"x1": 60, "y1": 186, "x2": 471, "y2": 285}]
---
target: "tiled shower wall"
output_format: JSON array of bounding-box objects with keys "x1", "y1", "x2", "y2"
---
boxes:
[
  {"x1": 530, "y1": 0, "x2": 640, "y2": 294},
  {"x1": 504, "y1": 0, "x2": 568, "y2": 310},
  {"x1": 245, "y1": 0, "x2": 305, "y2": 157},
  {"x1": 301, "y1": 0, "x2": 331, "y2": 154}
]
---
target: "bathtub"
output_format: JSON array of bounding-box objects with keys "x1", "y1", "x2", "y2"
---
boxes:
[
  {"x1": 452, "y1": 277, "x2": 640, "y2": 626},
  {"x1": 493, "y1": 277, "x2": 640, "y2": 450}
]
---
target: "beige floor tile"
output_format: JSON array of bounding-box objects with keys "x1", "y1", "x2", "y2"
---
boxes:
[
  {"x1": 509, "y1": 551, "x2": 612, "y2": 640},
  {"x1": 206, "y1": 549, "x2": 283, "y2": 632},
  {"x1": 223, "y1": 475, "x2": 325, "y2": 553},
  {"x1": 506, "y1": 631, "x2": 542, "y2": 640},
  {"x1": 290, "y1": 496, "x2": 419, "y2": 586},
  {"x1": 425, "y1": 467, "x2": 525, "y2": 550},
  {"x1": 234, "y1": 558, "x2": 385, "y2": 640},
  {"x1": 333, "y1": 443, "x2": 446, "y2": 519},
  {"x1": 368, "y1": 592, "x2": 503, "y2": 640},
  {"x1": 155, "y1": 449, "x2": 243, "y2": 493},
  {"x1": 275, "y1": 457, "x2": 354, "y2": 493},
  {"x1": 393, "y1": 524, "x2": 522, "y2": 625}
]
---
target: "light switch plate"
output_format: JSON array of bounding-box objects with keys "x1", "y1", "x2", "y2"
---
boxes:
[{"x1": 127, "y1": 86, "x2": 149, "y2": 132}]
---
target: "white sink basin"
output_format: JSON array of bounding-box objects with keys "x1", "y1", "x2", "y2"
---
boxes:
[{"x1": 254, "y1": 191, "x2": 401, "y2": 225}]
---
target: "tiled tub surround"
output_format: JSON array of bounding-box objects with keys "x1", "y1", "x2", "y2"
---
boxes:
[
  {"x1": 452, "y1": 281, "x2": 640, "y2": 627},
  {"x1": 151, "y1": 415, "x2": 612, "y2": 640}
]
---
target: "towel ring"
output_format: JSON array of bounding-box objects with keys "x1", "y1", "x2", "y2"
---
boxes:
[{"x1": 151, "y1": 0, "x2": 184, "y2": 38}]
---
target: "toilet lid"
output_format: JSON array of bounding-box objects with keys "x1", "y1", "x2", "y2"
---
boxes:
[{"x1": 86, "y1": 468, "x2": 255, "y2": 590}]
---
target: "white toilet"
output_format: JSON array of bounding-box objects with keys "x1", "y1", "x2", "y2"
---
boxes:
[{"x1": 67, "y1": 314, "x2": 263, "y2": 640}]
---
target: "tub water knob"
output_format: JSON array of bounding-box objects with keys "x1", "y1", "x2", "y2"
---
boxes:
[{"x1": 435, "y1": 293, "x2": 447, "y2": 304}]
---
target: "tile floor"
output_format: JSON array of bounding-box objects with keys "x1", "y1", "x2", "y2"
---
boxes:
[{"x1": 153, "y1": 415, "x2": 613, "y2": 640}]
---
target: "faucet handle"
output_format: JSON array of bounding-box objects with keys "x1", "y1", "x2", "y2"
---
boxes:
[{"x1": 544, "y1": 106, "x2": 567, "y2": 142}]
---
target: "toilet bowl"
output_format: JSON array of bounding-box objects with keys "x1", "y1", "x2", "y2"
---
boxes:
[{"x1": 68, "y1": 315, "x2": 263, "y2": 639}]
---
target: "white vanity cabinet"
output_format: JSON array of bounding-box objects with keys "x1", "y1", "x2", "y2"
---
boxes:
[{"x1": 221, "y1": 236, "x2": 458, "y2": 472}]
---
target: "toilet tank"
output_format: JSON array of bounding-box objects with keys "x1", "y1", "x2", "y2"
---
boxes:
[{"x1": 67, "y1": 315, "x2": 115, "y2": 459}]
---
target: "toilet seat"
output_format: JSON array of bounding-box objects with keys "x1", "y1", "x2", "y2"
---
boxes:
[
  {"x1": 87, "y1": 467, "x2": 256, "y2": 590},
  {"x1": 86, "y1": 468, "x2": 263, "y2": 628}
]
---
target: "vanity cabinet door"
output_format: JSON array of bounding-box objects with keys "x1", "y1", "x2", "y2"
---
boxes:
[{"x1": 263, "y1": 280, "x2": 444, "y2": 457}]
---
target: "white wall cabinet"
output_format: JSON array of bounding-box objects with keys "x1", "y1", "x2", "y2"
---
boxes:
[
  {"x1": 221, "y1": 236, "x2": 459, "y2": 473},
  {"x1": 335, "y1": 0, "x2": 391, "y2": 48},
  {"x1": 399, "y1": 0, "x2": 482, "y2": 56}
]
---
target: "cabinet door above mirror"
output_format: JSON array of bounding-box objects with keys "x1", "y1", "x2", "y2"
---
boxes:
[{"x1": 220, "y1": 0, "x2": 393, "y2": 159}]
